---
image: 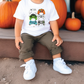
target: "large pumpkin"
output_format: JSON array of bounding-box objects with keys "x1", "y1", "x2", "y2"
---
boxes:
[
  {"x1": 81, "y1": 0, "x2": 84, "y2": 19},
  {"x1": 51, "y1": 0, "x2": 67, "y2": 28},
  {"x1": 75, "y1": 0, "x2": 83, "y2": 13},
  {"x1": 12, "y1": 0, "x2": 20, "y2": 1},
  {"x1": 0, "y1": 1, "x2": 18, "y2": 28}
]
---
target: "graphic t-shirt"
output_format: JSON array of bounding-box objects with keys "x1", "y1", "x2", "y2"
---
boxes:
[{"x1": 14, "y1": 0, "x2": 59, "y2": 36}]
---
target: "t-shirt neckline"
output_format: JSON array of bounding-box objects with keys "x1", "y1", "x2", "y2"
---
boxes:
[{"x1": 29, "y1": 0, "x2": 45, "y2": 5}]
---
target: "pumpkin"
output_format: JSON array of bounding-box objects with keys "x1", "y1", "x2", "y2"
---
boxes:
[
  {"x1": 81, "y1": 0, "x2": 84, "y2": 19},
  {"x1": 12, "y1": 0, "x2": 20, "y2": 2},
  {"x1": 0, "y1": 0, "x2": 18, "y2": 28},
  {"x1": 51, "y1": 0, "x2": 67, "y2": 28},
  {"x1": 75, "y1": 0, "x2": 83, "y2": 13},
  {"x1": 65, "y1": 12, "x2": 81, "y2": 31}
]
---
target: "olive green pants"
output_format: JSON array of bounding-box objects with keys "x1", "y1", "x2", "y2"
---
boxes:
[{"x1": 19, "y1": 32, "x2": 62, "y2": 60}]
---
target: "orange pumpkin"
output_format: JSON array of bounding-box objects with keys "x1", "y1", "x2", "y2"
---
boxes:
[
  {"x1": 0, "y1": 1, "x2": 18, "y2": 28},
  {"x1": 81, "y1": 0, "x2": 84, "y2": 19},
  {"x1": 65, "y1": 12, "x2": 81, "y2": 31},
  {"x1": 75, "y1": 0, "x2": 83, "y2": 13},
  {"x1": 12, "y1": 0, "x2": 20, "y2": 2},
  {"x1": 51, "y1": 0, "x2": 67, "y2": 28}
]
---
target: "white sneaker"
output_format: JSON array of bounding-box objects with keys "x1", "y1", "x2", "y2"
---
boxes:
[
  {"x1": 20, "y1": 59, "x2": 37, "y2": 80},
  {"x1": 53, "y1": 58, "x2": 72, "y2": 74}
]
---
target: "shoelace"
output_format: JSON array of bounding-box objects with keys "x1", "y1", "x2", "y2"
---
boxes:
[
  {"x1": 20, "y1": 64, "x2": 31, "y2": 71},
  {"x1": 20, "y1": 64, "x2": 26, "y2": 67},
  {"x1": 57, "y1": 59, "x2": 67, "y2": 67}
]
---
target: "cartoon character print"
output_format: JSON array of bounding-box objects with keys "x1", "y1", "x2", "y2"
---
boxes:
[
  {"x1": 29, "y1": 9, "x2": 37, "y2": 25},
  {"x1": 37, "y1": 9, "x2": 45, "y2": 26}
]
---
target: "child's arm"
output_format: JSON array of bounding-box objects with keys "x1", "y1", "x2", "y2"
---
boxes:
[
  {"x1": 15, "y1": 19, "x2": 24, "y2": 50},
  {"x1": 50, "y1": 20, "x2": 63, "y2": 46}
]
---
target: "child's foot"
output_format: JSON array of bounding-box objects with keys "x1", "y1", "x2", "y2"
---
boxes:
[
  {"x1": 20, "y1": 59, "x2": 37, "y2": 80},
  {"x1": 53, "y1": 58, "x2": 72, "y2": 74}
]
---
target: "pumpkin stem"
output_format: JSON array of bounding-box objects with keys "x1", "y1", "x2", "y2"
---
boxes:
[{"x1": 72, "y1": 12, "x2": 75, "y2": 19}]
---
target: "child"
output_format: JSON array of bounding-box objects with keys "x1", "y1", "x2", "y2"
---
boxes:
[{"x1": 14, "y1": 0, "x2": 72, "y2": 80}]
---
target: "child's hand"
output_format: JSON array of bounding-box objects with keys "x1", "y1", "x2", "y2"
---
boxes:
[
  {"x1": 52, "y1": 35, "x2": 63, "y2": 46},
  {"x1": 15, "y1": 37, "x2": 23, "y2": 50}
]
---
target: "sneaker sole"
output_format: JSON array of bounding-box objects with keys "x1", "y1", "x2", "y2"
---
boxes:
[
  {"x1": 24, "y1": 73, "x2": 36, "y2": 80},
  {"x1": 53, "y1": 67, "x2": 72, "y2": 74}
]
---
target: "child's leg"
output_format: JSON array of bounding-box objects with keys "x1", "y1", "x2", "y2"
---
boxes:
[
  {"x1": 19, "y1": 33, "x2": 37, "y2": 80},
  {"x1": 24, "y1": 57, "x2": 33, "y2": 62},
  {"x1": 38, "y1": 32, "x2": 62, "y2": 56},
  {"x1": 38, "y1": 32, "x2": 72, "y2": 74},
  {"x1": 19, "y1": 33, "x2": 34, "y2": 60},
  {"x1": 53, "y1": 53, "x2": 61, "y2": 59}
]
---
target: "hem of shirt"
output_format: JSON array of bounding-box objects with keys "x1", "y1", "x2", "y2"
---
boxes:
[
  {"x1": 13, "y1": 15, "x2": 24, "y2": 20},
  {"x1": 21, "y1": 30, "x2": 51, "y2": 37}
]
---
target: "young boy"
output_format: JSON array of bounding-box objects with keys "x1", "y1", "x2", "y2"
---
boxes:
[{"x1": 14, "y1": 0, "x2": 72, "y2": 80}]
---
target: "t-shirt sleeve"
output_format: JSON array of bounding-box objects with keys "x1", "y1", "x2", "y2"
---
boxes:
[
  {"x1": 49, "y1": 1, "x2": 59, "y2": 21},
  {"x1": 13, "y1": 0, "x2": 25, "y2": 20}
]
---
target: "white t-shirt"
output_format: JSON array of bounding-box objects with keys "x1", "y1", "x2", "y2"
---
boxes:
[{"x1": 14, "y1": 0, "x2": 59, "y2": 36}]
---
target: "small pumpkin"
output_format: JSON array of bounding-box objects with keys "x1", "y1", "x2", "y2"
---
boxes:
[
  {"x1": 65, "y1": 12, "x2": 81, "y2": 31},
  {"x1": 51, "y1": 0, "x2": 67, "y2": 28},
  {"x1": 75, "y1": 0, "x2": 83, "y2": 13},
  {"x1": 81, "y1": 0, "x2": 84, "y2": 19},
  {"x1": 0, "y1": 0, "x2": 18, "y2": 28}
]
